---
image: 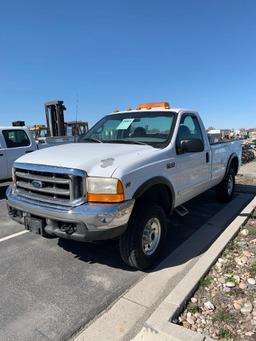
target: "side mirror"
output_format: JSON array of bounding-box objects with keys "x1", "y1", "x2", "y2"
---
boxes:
[{"x1": 180, "y1": 139, "x2": 204, "y2": 153}]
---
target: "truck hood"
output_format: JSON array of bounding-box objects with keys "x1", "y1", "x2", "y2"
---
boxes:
[{"x1": 15, "y1": 143, "x2": 154, "y2": 177}]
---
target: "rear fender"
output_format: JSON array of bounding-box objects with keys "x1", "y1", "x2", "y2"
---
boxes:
[{"x1": 225, "y1": 153, "x2": 239, "y2": 176}]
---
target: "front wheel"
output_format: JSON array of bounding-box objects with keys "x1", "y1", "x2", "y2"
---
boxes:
[
  {"x1": 119, "y1": 203, "x2": 167, "y2": 270},
  {"x1": 216, "y1": 168, "x2": 235, "y2": 202}
]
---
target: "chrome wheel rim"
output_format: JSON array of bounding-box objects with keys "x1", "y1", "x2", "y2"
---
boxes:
[
  {"x1": 142, "y1": 217, "x2": 161, "y2": 256},
  {"x1": 227, "y1": 175, "x2": 234, "y2": 195}
]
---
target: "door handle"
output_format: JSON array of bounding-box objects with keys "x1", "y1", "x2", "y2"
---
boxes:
[
  {"x1": 206, "y1": 152, "x2": 209, "y2": 163},
  {"x1": 0, "y1": 153, "x2": 3, "y2": 156}
]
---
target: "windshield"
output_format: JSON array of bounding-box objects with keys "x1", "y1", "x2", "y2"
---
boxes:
[{"x1": 79, "y1": 111, "x2": 176, "y2": 148}]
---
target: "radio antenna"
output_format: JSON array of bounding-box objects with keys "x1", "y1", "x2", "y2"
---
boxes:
[{"x1": 75, "y1": 93, "x2": 79, "y2": 142}]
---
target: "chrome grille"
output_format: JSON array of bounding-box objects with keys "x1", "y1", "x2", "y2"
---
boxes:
[{"x1": 14, "y1": 163, "x2": 86, "y2": 207}]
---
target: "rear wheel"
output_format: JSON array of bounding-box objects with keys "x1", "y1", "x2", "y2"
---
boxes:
[
  {"x1": 216, "y1": 168, "x2": 235, "y2": 202},
  {"x1": 119, "y1": 203, "x2": 167, "y2": 270}
]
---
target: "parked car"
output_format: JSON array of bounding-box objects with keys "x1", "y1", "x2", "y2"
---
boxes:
[
  {"x1": 0, "y1": 127, "x2": 37, "y2": 181},
  {"x1": 7, "y1": 102, "x2": 241, "y2": 269}
]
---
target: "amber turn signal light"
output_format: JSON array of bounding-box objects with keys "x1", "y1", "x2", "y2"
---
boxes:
[{"x1": 87, "y1": 179, "x2": 125, "y2": 203}]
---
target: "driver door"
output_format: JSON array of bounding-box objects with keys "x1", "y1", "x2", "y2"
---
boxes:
[{"x1": 174, "y1": 114, "x2": 210, "y2": 206}]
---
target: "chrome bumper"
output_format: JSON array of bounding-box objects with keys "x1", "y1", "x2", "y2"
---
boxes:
[{"x1": 6, "y1": 185, "x2": 135, "y2": 241}]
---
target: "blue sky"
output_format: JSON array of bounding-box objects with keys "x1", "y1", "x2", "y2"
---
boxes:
[{"x1": 0, "y1": 0, "x2": 255, "y2": 129}]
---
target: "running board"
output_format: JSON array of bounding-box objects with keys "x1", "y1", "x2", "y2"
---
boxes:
[{"x1": 175, "y1": 205, "x2": 189, "y2": 217}]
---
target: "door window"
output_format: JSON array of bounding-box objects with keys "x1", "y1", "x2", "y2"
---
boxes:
[
  {"x1": 176, "y1": 114, "x2": 204, "y2": 153},
  {"x1": 3, "y1": 130, "x2": 30, "y2": 148},
  {"x1": 181, "y1": 115, "x2": 203, "y2": 140}
]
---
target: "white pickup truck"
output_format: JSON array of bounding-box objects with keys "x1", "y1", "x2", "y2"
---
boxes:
[
  {"x1": 7, "y1": 102, "x2": 241, "y2": 269},
  {"x1": 0, "y1": 127, "x2": 37, "y2": 181}
]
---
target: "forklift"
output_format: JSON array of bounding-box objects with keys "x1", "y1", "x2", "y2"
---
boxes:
[
  {"x1": 30, "y1": 100, "x2": 88, "y2": 144},
  {"x1": 65, "y1": 121, "x2": 89, "y2": 141},
  {"x1": 30, "y1": 124, "x2": 48, "y2": 140},
  {"x1": 45, "y1": 100, "x2": 66, "y2": 137},
  {"x1": 45, "y1": 100, "x2": 88, "y2": 140}
]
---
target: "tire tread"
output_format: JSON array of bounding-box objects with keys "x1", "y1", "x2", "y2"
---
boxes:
[{"x1": 119, "y1": 203, "x2": 167, "y2": 269}]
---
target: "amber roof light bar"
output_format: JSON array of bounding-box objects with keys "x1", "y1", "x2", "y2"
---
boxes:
[{"x1": 136, "y1": 102, "x2": 170, "y2": 110}]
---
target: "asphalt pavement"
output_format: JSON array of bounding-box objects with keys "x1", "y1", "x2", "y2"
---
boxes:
[{"x1": 0, "y1": 184, "x2": 254, "y2": 341}]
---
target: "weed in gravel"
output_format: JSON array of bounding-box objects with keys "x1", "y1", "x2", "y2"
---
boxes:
[
  {"x1": 248, "y1": 228, "x2": 256, "y2": 237},
  {"x1": 213, "y1": 310, "x2": 234, "y2": 323},
  {"x1": 187, "y1": 304, "x2": 201, "y2": 314},
  {"x1": 226, "y1": 241, "x2": 239, "y2": 252},
  {"x1": 227, "y1": 288, "x2": 242, "y2": 297},
  {"x1": 222, "y1": 262, "x2": 234, "y2": 274},
  {"x1": 223, "y1": 243, "x2": 233, "y2": 256},
  {"x1": 225, "y1": 275, "x2": 236, "y2": 283},
  {"x1": 219, "y1": 328, "x2": 233, "y2": 339},
  {"x1": 249, "y1": 262, "x2": 256, "y2": 277},
  {"x1": 198, "y1": 276, "x2": 212, "y2": 288}
]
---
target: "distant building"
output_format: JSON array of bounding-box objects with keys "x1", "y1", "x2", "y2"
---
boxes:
[
  {"x1": 207, "y1": 129, "x2": 221, "y2": 143},
  {"x1": 249, "y1": 131, "x2": 256, "y2": 139},
  {"x1": 207, "y1": 127, "x2": 256, "y2": 142},
  {"x1": 207, "y1": 129, "x2": 233, "y2": 143}
]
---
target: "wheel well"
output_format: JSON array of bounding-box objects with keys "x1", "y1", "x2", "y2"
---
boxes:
[
  {"x1": 230, "y1": 157, "x2": 239, "y2": 175},
  {"x1": 134, "y1": 184, "x2": 173, "y2": 215}
]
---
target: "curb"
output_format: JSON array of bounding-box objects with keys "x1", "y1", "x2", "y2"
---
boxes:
[
  {"x1": 72, "y1": 193, "x2": 254, "y2": 341},
  {"x1": 133, "y1": 195, "x2": 256, "y2": 341}
]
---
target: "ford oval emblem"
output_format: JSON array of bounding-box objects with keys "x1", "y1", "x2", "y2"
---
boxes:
[{"x1": 31, "y1": 180, "x2": 43, "y2": 189}]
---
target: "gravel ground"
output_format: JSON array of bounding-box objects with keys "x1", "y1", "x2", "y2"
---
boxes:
[
  {"x1": 177, "y1": 160, "x2": 256, "y2": 340},
  {"x1": 237, "y1": 175, "x2": 256, "y2": 186},
  {"x1": 178, "y1": 210, "x2": 256, "y2": 340},
  {"x1": 237, "y1": 160, "x2": 256, "y2": 185}
]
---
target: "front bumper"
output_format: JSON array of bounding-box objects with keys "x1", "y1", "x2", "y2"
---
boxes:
[{"x1": 6, "y1": 185, "x2": 135, "y2": 241}]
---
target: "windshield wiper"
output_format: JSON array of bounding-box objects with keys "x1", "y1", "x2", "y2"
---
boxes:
[
  {"x1": 81, "y1": 137, "x2": 102, "y2": 143},
  {"x1": 103, "y1": 139, "x2": 148, "y2": 145}
]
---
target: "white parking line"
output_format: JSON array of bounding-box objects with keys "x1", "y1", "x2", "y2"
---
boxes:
[{"x1": 0, "y1": 230, "x2": 28, "y2": 243}]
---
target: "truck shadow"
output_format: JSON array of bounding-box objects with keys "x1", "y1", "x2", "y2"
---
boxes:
[
  {"x1": 0, "y1": 184, "x2": 10, "y2": 200},
  {"x1": 58, "y1": 184, "x2": 255, "y2": 272}
]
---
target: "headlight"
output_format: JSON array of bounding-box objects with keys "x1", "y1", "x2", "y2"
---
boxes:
[{"x1": 86, "y1": 177, "x2": 125, "y2": 203}]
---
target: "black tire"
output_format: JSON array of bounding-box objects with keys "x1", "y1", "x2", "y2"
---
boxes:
[
  {"x1": 119, "y1": 203, "x2": 167, "y2": 270},
  {"x1": 216, "y1": 168, "x2": 235, "y2": 202}
]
